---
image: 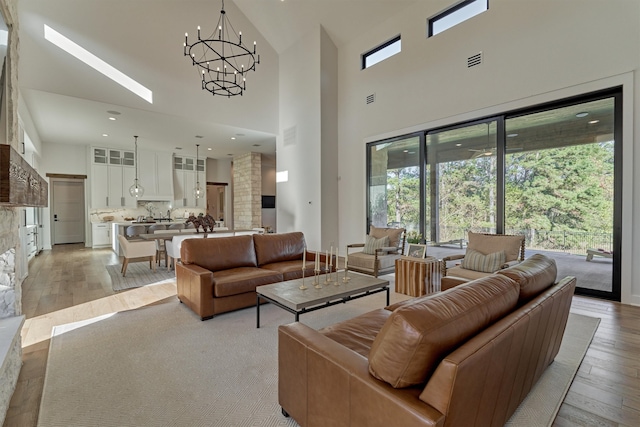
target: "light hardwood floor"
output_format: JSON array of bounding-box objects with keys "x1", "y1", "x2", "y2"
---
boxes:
[{"x1": 4, "y1": 244, "x2": 640, "y2": 426}]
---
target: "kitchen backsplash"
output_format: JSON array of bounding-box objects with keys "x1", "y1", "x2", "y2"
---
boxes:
[{"x1": 89, "y1": 201, "x2": 206, "y2": 223}]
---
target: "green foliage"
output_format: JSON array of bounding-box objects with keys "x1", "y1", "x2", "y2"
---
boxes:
[{"x1": 378, "y1": 141, "x2": 614, "y2": 250}]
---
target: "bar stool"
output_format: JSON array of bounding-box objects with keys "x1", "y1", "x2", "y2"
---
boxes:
[{"x1": 125, "y1": 225, "x2": 147, "y2": 240}]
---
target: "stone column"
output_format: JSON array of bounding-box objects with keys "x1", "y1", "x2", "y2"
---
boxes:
[{"x1": 233, "y1": 153, "x2": 262, "y2": 229}]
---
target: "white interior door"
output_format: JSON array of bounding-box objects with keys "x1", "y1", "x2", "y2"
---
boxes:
[{"x1": 52, "y1": 179, "x2": 85, "y2": 244}]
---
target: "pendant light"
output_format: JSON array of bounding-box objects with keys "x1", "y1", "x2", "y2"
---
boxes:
[
  {"x1": 129, "y1": 135, "x2": 144, "y2": 198},
  {"x1": 193, "y1": 143, "x2": 203, "y2": 199}
]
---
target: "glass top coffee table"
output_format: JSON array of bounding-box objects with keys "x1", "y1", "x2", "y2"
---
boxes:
[{"x1": 255, "y1": 271, "x2": 389, "y2": 328}]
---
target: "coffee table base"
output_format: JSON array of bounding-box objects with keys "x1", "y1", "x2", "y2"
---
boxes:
[{"x1": 256, "y1": 286, "x2": 389, "y2": 328}]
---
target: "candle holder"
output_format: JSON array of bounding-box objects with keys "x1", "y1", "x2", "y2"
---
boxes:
[
  {"x1": 324, "y1": 266, "x2": 331, "y2": 285},
  {"x1": 299, "y1": 267, "x2": 308, "y2": 290},
  {"x1": 314, "y1": 268, "x2": 322, "y2": 288},
  {"x1": 326, "y1": 264, "x2": 334, "y2": 283},
  {"x1": 342, "y1": 268, "x2": 351, "y2": 283}
]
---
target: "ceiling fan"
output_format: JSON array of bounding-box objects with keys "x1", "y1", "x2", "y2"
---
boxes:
[{"x1": 468, "y1": 146, "x2": 523, "y2": 158}]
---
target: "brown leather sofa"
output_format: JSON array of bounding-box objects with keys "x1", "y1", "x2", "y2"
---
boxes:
[
  {"x1": 176, "y1": 232, "x2": 333, "y2": 320},
  {"x1": 278, "y1": 254, "x2": 575, "y2": 426}
]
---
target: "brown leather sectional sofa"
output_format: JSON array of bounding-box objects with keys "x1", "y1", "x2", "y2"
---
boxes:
[
  {"x1": 176, "y1": 232, "x2": 332, "y2": 320},
  {"x1": 278, "y1": 254, "x2": 576, "y2": 427}
]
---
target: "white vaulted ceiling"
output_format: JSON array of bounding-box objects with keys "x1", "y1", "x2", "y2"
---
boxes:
[{"x1": 17, "y1": 0, "x2": 417, "y2": 158}]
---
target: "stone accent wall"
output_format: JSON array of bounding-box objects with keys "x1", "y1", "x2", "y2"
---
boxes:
[
  {"x1": 233, "y1": 153, "x2": 262, "y2": 229},
  {"x1": 0, "y1": 0, "x2": 24, "y2": 424}
]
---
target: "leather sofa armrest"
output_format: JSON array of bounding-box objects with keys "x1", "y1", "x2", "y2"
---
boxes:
[
  {"x1": 176, "y1": 263, "x2": 215, "y2": 320},
  {"x1": 278, "y1": 322, "x2": 444, "y2": 427}
]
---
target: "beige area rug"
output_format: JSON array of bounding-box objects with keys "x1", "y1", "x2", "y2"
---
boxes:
[
  {"x1": 106, "y1": 263, "x2": 175, "y2": 291},
  {"x1": 37, "y1": 293, "x2": 598, "y2": 427}
]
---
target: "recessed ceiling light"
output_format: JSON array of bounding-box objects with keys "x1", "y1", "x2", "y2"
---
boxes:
[
  {"x1": 455, "y1": 143, "x2": 462, "y2": 147},
  {"x1": 575, "y1": 112, "x2": 589, "y2": 118},
  {"x1": 195, "y1": 135, "x2": 204, "y2": 138},
  {"x1": 175, "y1": 147, "x2": 182, "y2": 150},
  {"x1": 253, "y1": 144, "x2": 261, "y2": 147},
  {"x1": 228, "y1": 154, "x2": 233, "y2": 156},
  {"x1": 231, "y1": 137, "x2": 236, "y2": 140},
  {"x1": 107, "y1": 110, "x2": 121, "y2": 115},
  {"x1": 507, "y1": 133, "x2": 518, "y2": 137},
  {"x1": 102, "y1": 133, "x2": 108, "y2": 137},
  {"x1": 207, "y1": 147, "x2": 212, "y2": 151},
  {"x1": 589, "y1": 120, "x2": 600, "y2": 124},
  {"x1": 403, "y1": 150, "x2": 408, "y2": 153},
  {"x1": 108, "y1": 117, "x2": 116, "y2": 121},
  {"x1": 44, "y1": 25, "x2": 153, "y2": 103}
]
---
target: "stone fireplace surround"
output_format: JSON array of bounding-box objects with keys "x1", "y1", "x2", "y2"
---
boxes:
[{"x1": 0, "y1": 0, "x2": 28, "y2": 424}]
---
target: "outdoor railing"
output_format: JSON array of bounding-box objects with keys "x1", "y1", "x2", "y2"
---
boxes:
[{"x1": 432, "y1": 226, "x2": 613, "y2": 254}]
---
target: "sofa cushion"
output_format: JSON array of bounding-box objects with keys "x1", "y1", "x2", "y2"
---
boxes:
[
  {"x1": 467, "y1": 232, "x2": 524, "y2": 262},
  {"x1": 181, "y1": 235, "x2": 257, "y2": 271},
  {"x1": 212, "y1": 267, "x2": 283, "y2": 297},
  {"x1": 497, "y1": 253, "x2": 557, "y2": 304},
  {"x1": 370, "y1": 226, "x2": 404, "y2": 249},
  {"x1": 363, "y1": 235, "x2": 389, "y2": 255},
  {"x1": 320, "y1": 308, "x2": 392, "y2": 358},
  {"x1": 253, "y1": 232, "x2": 306, "y2": 266},
  {"x1": 461, "y1": 249, "x2": 506, "y2": 273},
  {"x1": 261, "y1": 260, "x2": 310, "y2": 281},
  {"x1": 368, "y1": 274, "x2": 520, "y2": 388}
]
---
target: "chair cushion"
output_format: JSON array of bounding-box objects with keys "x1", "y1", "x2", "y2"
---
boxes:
[
  {"x1": 370, "y1": 226, "x2": 404, "y2": 249},
  {"x1": 368, "y1": 274, "x2": 519, "y2": 388},
  {"x1": 363, "y1": 235, "x2": 389, "y2": 255},
  {"x1": 467, "y1": 232, "x2": 524, "y2": 262},
  {"x1": 497, "y1": 253, "x2": 558, "y2": 304},
  {"x1": 443, "y1": 265, "x2": 491, "y2": 281},
  {"x1": 461, "y1": 249, "x2": 506, "y2": 273}
]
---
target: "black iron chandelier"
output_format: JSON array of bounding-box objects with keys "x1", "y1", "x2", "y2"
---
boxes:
[{"x1": 183, "y1": 0, "x2": 260, "y2": 97}]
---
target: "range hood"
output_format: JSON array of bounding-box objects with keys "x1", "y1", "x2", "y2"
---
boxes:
[{"x1": 0, "y1": 144, "x2": 48, "y2": 207}]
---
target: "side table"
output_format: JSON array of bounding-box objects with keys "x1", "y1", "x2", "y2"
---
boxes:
[{"x1": 395, "y1": 256, "x2": 442, "y2": 297}]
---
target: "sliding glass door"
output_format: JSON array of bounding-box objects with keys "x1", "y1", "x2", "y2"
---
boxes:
[{"x1": 366, "y1": 88, "x2": 621, "y2": 300}]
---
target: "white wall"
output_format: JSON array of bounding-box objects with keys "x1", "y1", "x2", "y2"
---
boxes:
[
  {"x1": 277, "y1": 27, "x2": 322, "y2": 250},
  {"x1": 335, "y1": 0, "x2": 640, "y2": 304},
  {"x1": 39, "y1": 142, "x2": 90, "y2": 249}
]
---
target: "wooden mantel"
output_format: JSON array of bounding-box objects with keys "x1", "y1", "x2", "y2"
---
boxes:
[{"x1": 0, "y1": 144, "x2": 48, "y2": 207}]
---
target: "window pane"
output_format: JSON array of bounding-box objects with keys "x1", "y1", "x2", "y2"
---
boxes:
[
  {"x1": 505, "y1": 98, "x2": 615, "y2": 293},
  {"x1": 368, "y1": 137, "x2": 421, "y2": 236},
  {"x1": 430, "y1": 0, "x2": 488, "y2": 37},
  {"x1": 363, "y1": 37, "x2": 401, "y2": 69},
  {"x1": 426, "y1": 120, "x2": 497, "y2": 244}
]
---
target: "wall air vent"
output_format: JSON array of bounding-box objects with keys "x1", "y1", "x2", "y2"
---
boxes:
[
  {"x1": 366, "y1": 93, "x2": 376, "y2": 105},
  {"x1": 467, "y1": 52, "x2": 483, "y2": 68},
  {"x1": 283, "y1": 126, "x2": 297, "y2": 147}
]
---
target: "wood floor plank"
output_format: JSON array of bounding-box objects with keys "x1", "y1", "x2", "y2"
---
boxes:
[{"x1": 4, "y1": 244, "x2": 640, "y2": 427}]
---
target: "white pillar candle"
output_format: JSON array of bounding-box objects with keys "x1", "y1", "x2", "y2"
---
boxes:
[
  {"x1": 316, "y1": 252, "x2": 319, "y2": 270},
  {"x1": 303, "y1": 248, "x2": 306, "y2": 267},
  {"x1": 326, "y1": 250, "x2": 329, "y2": 271},
  {"x1": 345, "y1": 251, "x2": 348, "y2": 269},
  {"x1": 329, "y1": 246, "x2": 333, "y2": 268}
]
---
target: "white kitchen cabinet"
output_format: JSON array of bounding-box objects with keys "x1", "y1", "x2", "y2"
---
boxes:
[
  {"x1": 173, "y1": 155, "x2": 205, "y2": 208},
  {"x1": 139, "y1": 150, "x2": 174, "y2": 201},
  {"x1": 92, "y1": 223, "x2": 111, "y2": 248},
  {"x1": 91, "y1": 147, "x2": 137, "y2": 208}
]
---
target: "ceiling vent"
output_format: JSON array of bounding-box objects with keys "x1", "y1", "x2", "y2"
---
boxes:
[
  {"x1": 283, "y1": 126, "x2": 297, "y2": 147},
  {"x1": 366, "y1": 93, "x2": 376, "y2": 105},
  {"x1": 467, "y1": 52, "x2": 483, "y2": 68}
]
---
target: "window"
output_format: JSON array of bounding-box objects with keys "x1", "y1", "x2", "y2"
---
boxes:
[
  {"x1": 362, "y1": 35, "x2": 401, "y2": 69},
  {"x1": 428, "y1": 0, "x2": 488, "y2": 37}
]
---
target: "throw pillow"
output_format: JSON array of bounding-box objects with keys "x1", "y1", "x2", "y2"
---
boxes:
[
  {"x1": 363, "y1": 235, "x2": 389, "y2": 255},
  {"x1": 370, "y1": 226, "x2": 404, "y2": 249},
  {"x1": 461, "y1": 249, "x2": 506, "y2": 273}
]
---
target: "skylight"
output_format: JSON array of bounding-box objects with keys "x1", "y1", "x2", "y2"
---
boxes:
[
  {"x1": 44, "y1": 25, "x2": 153, "y2": 103},
  {"x1": 428, "y1": 0, "x2": 488, "y2": 37}
]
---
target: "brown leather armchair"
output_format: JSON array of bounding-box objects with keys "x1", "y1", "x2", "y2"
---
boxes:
[
  {"x1": 440, "y1": 231, "x2": 525, "y2": 289},
  {"x1": 346, "y1": 226, "x2": 406, "y2": 277}
]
